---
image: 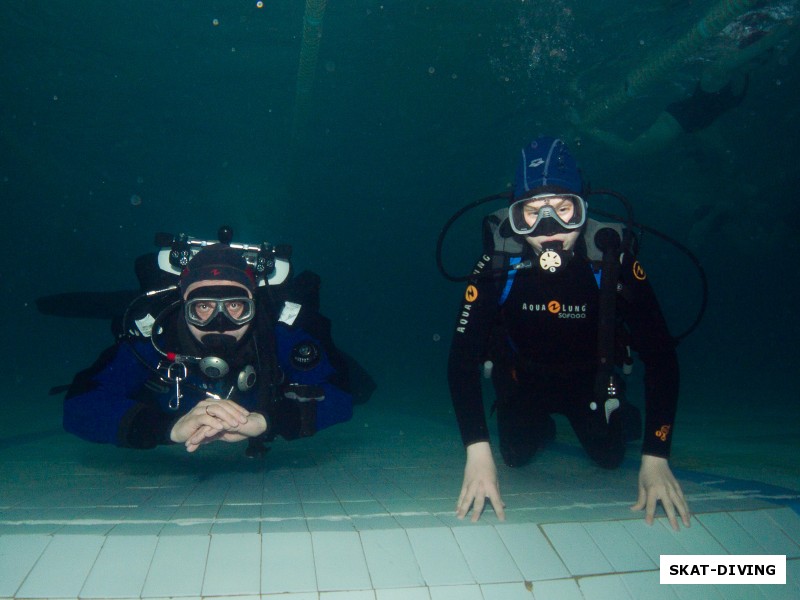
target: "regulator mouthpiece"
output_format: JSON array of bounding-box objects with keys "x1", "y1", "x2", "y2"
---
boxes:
[{"x1": 538, "y1": 241, "x2": 568, "y2": 273}]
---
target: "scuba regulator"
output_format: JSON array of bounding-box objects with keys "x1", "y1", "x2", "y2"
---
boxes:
[{"x1": 121, "y1": 226, "x2": 292, "y2": 407}]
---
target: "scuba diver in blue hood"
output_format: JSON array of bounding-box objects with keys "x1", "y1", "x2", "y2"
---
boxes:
[
  {"x1": 61, "y1": 228, "x2": 360, "y2": 454},
  {"x1": 446, "y1": 137, "x2": 691, "y2": 530}
]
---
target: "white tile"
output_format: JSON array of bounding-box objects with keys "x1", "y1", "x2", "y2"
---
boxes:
[
  {"x1": 531, "y1": 577, "x2": 583, "y2": 600},
  {"x1": 312, "y1": 530, "x2": 372, "y2": 591},
  {"x1": 672, "y1": 581, "x2": 725, "y2": 599},
  {"x1": 184, "y1": 483, "x2": 228, "y2": 505},
  {"x1": 788, "y1": 557, "x2": 800, "y2": 587},
  {"x1": 621, "y1": 519, "x2": 688, "y2": 563},
  {"x1": 344, "y1": 500, "x2": 388, "y2": 516},
  {"x1": 481, "y1": 581, "x2": 537, "y2": 599},
  {"x1": 767, "y1": 507, "x2": 800, "y2": 551},
  {"x1": 395, "y1": 514, "x2": 445, "y2": 529},
  {"x1": 619, "y1": 571, "x2": 680, "y2": 599},
  {"x1": 406, "y1": 528, "x2": 473, "y2": 586},
  {"x1": 452, "y1": 526, "x2": 522, "y2": 583},
  {"x1": 211, "y1": 502, "x2": 262, "y2": 534},
  {"x1": 333, "y1": 482, "x2": 373, "y2": 502},
  {"x1": 781, "y1": 561, "x2": 800, "y2": 600},
  {"x1": 224, "y1": 479, "x2": 264, "y2": 504},
  {"x1": 654, "y1": 517, "x2": 726, "y2": 555},
  {"x1": 731, "y1": 509, "x2": 800, "y2": 557},
  {"x1": 376, "y1": 587, "x2": 431, "y2": 600},
  {"x1": 541, "y1": 523, "x2": 613, "y2": 576},
  {"x1": 705, "y1": 585, "x2": 767, "y2": 600},
  {"x1": 141, "y1": 485, "x2": 193, "y2": 506},
  {"x1": 298, "y1": 483, "x2": 340, "y2": 503},
  {"x1": 261, "y1": 502, "x2": 308, "y2": 533},
  {"x1": 262, "y1": 531, "x2": 317, "y2": 593},
  {"x1": 81, "y1": 535, "x2": 158, "y2": 598},
  {"x1": 202, "y1": 533, "x2": 261, "y2": 597},
  {"x1": 108, "y1": 520, "x2": 165, "y2": 536},
  {"x1": 262, "y1": 483, "x2": 301, "y2": 504},
  {"x1": 496, "y1": 523, "x2": 569, "y2": 581},
  {"x1": 583, "y1": 521, "x2": 655, "y2": 572},
  {"x1": 320, "y1": 591, "x2": 375, "y2": 599},
  {"x1": 15, "y1": 534, "x2": 104, "y2": 598},
  {"x1": 428, "y1": 584, "x2": 483, "y2": 600},
  {"x1": 578, "y1": 573, "x2": 634, "y2": 599},
  {"x1": 262, "y1": 593, "x2": 318, "y2": 600},
  {"x1": 755, "y1": 581, "x2": 800, "y2": 600},
  {"x1": 0, "y1": 534, "x2": 51, "y2": 597},
  {"x1": 141, "y1": 534, "x2": 210, "y2": 598},
  {"x1": 696, "y1": 512, "x2": 764, "y2": 554},
  {"x1": 354, "y1": 515, "x2": 402, "y2": 531},
  {"x1": 360, "y1": 529, "x2": 424, "y2": 589}
]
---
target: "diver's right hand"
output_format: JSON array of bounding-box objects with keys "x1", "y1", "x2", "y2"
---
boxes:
[
  {"x1": 169, "y1": 399, "x2": 249, "y2": 447},
  {"x1": 456, "y1": 441, "x2": 506, "y2": 522}
]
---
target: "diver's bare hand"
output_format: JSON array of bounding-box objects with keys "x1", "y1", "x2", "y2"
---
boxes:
[
  {"x1": 183, "y1": 412, "x2": 268, "y2": 452},
  {"x1": 631, "y1": 454, "x2": 691, "y2": 530},
  {"x1": 456, "y1": 441, "x2": 506, "y2": 522},
  {"x1": 169, "y1": 399, "x2": 249, "y2": 445}
]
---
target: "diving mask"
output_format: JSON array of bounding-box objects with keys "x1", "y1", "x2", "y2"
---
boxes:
[
  {"x1": 184, "y1": 285, "x2": 255, "y2": 329},
  {"x1": 509, "y1": 193, "x2": 587, "y2": 236}
]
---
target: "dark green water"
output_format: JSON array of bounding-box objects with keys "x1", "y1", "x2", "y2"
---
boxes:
[{"x1": 1, "y1": 1, "x2": 798, "y2": 455}]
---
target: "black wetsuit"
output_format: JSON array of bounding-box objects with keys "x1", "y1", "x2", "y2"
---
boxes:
[
  {"x1": 448, "y1": 241, "x2": 679, "y2": 468},
  {"x1": 666, "y1": 77, "x2": 749, "y2": 133}
]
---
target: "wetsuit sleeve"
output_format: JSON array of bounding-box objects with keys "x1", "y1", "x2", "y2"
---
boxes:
[
  {"x1": 618, "y1": 255, "x2": 680, "y2": 457},
  {"x1": 272, "y1": 322, "x2": 353, "y2": 439},
  {"x1": 447, "y1": 254, "x2": 502, "y2": 447},
  {"x1": 63, "y1": 342, "x2": 176, "y2": 448}
]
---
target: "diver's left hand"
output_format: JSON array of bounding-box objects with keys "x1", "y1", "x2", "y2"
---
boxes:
[{"x1": 631, "y1": 454, "x2": 691, "y2": 530}]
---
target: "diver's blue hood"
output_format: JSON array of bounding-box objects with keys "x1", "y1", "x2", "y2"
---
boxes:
[{"x1": 514, "y1": 136, "x2": 583, "y2": 200}]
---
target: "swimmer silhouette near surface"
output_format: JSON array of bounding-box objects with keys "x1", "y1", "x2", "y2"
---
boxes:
[{"x1": 581, "y1": 1, "x2": 798, "y2": 155}]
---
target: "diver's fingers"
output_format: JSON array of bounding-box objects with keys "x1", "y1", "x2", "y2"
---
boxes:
[
  {"x1": 186, "y1": 424, "x2": 222, "y2": 448},
  {"x1": 470, "y1": 490, "x2": 486, "y2": 523},
  {"x1": 630, "y1": 484, "x2": 647, "y2": 512},
  {"x1": 644, "y1": 489, "x2": 658, "y2": 525},
  {"x1": 201, "y1": 400, "x2": 248, "y2": 427},
  {"x1": 670, "y1": 483, "x2": 691, "y2": 528},
  {"x1": 486, "y1": 487, "x2": 506, "y2": 521}
]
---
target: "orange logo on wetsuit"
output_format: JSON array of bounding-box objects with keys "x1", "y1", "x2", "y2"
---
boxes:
[
  {"x1": 655, "y1": 424, "x2": 671, "y2": 441},
  {"x1": 465, "y1": 285, "x2": 478, "y2": 302},
  {"x1": 548, "y1": 300, "x2": 561, "y2": 314},
  {"x1": 632, "y1": 261, "x2": 647, "y2": 281}
]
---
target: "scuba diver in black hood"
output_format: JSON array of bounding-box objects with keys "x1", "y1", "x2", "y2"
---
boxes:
[
  {"x1": 62, "y1": 231, "x2": 358, "y2": 454},
  {"x1": 446, "y1": 137, "x2": 691, "y2": 530}
]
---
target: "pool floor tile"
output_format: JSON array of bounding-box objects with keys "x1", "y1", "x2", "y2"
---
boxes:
[
  {"x1": 1, "y1": 422, "x2": 798, "y2": 599},
  {"x1": 312, "y1": 530, "x2": 372, "y2": 591},
  {"x1": 15, "y1": 534, "x2": 105, "y2": 599},
  {"x1": 141, "y1": 534, "x2": 210, "y2": 598}
]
